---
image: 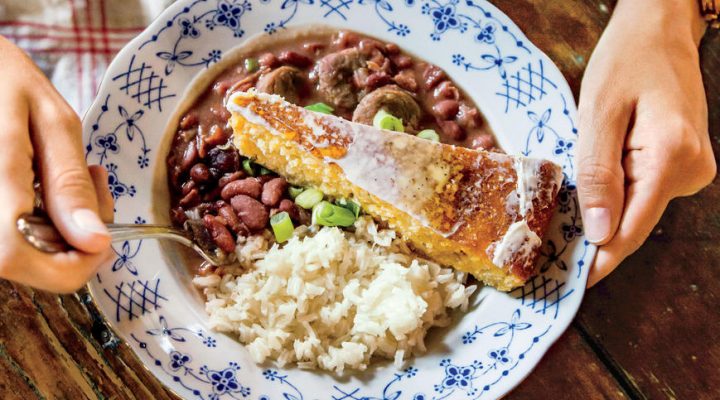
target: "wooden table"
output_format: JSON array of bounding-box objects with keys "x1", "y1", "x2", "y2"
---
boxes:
[{"x1": 1, "y1": 1, "x2": 718, "y2": 398}]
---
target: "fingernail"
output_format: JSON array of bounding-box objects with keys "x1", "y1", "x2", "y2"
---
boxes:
[
  {"x1": 72, "y1": 209, "x2": 109, "y2": 236},
  {"x1": 584, "y1": 207, "x2": 611, "y2": 243}
]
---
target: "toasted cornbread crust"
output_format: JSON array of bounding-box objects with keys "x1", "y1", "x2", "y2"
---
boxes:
[{"x1": 227, "y1": 92, "x2": 562, "y2": 291}]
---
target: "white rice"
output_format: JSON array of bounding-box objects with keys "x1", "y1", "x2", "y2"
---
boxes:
[{"x1": 194, "y1": 216, "x2": 476, "y2": 373}]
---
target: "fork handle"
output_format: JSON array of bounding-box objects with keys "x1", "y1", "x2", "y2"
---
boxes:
[{"x1": 16, "y1": 213, "x2": 193, "y2": 253}]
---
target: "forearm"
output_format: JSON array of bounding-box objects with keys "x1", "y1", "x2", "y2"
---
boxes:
[{"x1": 613, "y1": 0, "x2": 707, "y2": 45}]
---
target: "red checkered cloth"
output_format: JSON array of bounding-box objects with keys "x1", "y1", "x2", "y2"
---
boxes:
[{"x1": 0, "y1": 0, "x2": 175, "y2": 115}]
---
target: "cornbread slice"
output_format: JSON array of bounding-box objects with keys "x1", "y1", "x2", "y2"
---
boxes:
[{"x1": 226, "y1": 91, "x2": 563, "y2": 291}]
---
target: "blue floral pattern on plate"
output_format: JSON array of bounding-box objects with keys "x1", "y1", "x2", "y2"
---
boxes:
[{"x1": 82, "y1": 0, "x2": 594, "y2": 398}]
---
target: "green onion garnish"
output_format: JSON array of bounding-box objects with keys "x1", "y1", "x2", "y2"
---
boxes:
[
  {"x1": 288, "y1": 186, "x2": 304, "y2": 199},
  {"x1": 242, "y1": 159, "x2": 257, "y2": 176},
  {"x1": 312, "y1": 201, "x2": 356, "y2": 227},
  {"x1": 270, "y1": 212, "x2": 294, "y2": 243},
  {"x1": 373, "y1": 109, "x2": 404, "y2": 132},
  {"x1": 304, "y1": 102, "x2": 334, "y2": 114},
  {"x1": 295, "y1": 188, "x2": 324, "y2": 209},
  {"x1": 417, "y1": 129, "x2": 440, "y2": 142},
  {"x1": 245, "y1": 58, "x2": 259, "y2": 73},
  {"x1": 336, "y1": 198, "x2": 361, "y2": 218}
]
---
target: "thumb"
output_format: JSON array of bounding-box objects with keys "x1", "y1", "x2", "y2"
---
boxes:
[
  {"x1": 30, "y1": 99, "x2": 111, "y2": 254},
  {"x1": 576, "y1": 96, "x2": 632, "y2": 245}
]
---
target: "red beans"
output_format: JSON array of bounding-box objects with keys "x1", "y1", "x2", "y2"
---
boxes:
[
  {"x1": 207, "y1": 147, "x2": 240, "y2": 172},
  {"x1": 179, "y1": 188, "x2": 201, "y2": 207},
  {"x1": 457, "y1": 104, "x2": 483, "y2": 130},
  {"x1": 190, "y1": 163, "x2": 211, "y2": 183},
  {"x1": 278, "y1": 199, "x2": 300, "y2": 222},
  {"x1": 391, "y1": 55, "x2": 413, "y2": 70},
  {"x1": 358, "y1": 38, "x2": 383, "y2": 55},
  {"x1": 209, "y1": 106, "x2": 232, "y2": 123},
  {"x1": 171, "y1": 206, "x2": 187, "y2": 225},
  {"x1": 231, "y1": 195, "x2": 269, "y2": 231},
  {"x1": 384, "y1": 42, "x2": 400, "y2": 55},
  {"x1": 179, "y1": 112, "x2": 199, "y2": 129},
  {"x1": 218, "y1": 204, "x2": 246, "y2": 234},
  {"x1": 212, "y1": 79, "x2": 234, "y2": 97},
  {"x1": 393, "y1": 70, "x2": 418, "y2": 92},
  {"x1": 471, "y1": 134, "x2": 494, "y2": 150},
  {"x1": 303, "y1": 42, "x2": 326, "y2": 54},
  {"x1": 438, "y1": 120, "x2": 466, "y2": 141},
  {"x1": 434, "y1": 81, "x2": 460, "y2": 100},
  {"x1": 203, "y1": 214, "x2": 236, "y2": 253},
  {"x1": 278, "y1": 51, "x2": 313, "y2": 68},
  {"x1": 181, "y1": 141, "x2": 198, "y2": 172},
  {"x1": 335, "y1": 31, "x2": 360, "y2": 48},
  {"x1": 258, "y1": 52, "x2": 279, "y2": 69},
  {"x1": 261, "y1": 177, "x2": 288, "y2": 207},
  {"x1": 221, "y1": 178, "x2": 262, "y2": 200},
  {"x1": 365, "y1": 72, "x2": 392, "y2": 91},
  {"x1": 218, "y1": 171, "x2": 245, "y2": 188},
  {"x1": 432, "y1": 100, "x2": 460, "y2": 120},
  {"x1": 204, "y1": 124, "x2": 230, "y2": 146},
  {"x1": 181, "y1": 180, "x2": 196, "y2": 196},
  {"x1": 423, "y1": 65, "x2": 446, "y2": 90}
]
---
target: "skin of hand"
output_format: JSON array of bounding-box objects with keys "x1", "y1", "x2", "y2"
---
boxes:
[
  {"x1": 0, "y1": 36, "x2": 114, "y2": 293},
  {"x1": 578, "y1": 0, "x2": 717, "y2": 287}
]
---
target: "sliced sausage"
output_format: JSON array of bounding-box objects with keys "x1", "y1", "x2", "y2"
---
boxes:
[
  {"x1": 313, "y1": 48, "x2": 366, "y2": 109},
  {"x1": 231, "y1": 195, "x2": 269, "y2": 231},
  {"x1": 352, "y1": 85, "x2": 422, "y2": 130},
  {"x1": 256, "y1": 66, "x2": 304, "y2": 104}
]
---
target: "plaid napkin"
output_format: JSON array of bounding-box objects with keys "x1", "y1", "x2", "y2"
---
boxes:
[{"x1": 0, "y1": 0, "x2": 175, "y2": 115}]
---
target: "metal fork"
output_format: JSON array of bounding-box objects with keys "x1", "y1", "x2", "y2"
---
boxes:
[{"x1": 16, "y1": 213, "x2": 228, "y2": 266}]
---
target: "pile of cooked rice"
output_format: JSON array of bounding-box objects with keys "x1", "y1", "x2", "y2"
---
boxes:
[{"x1": 193, "y1": 216, "x2": 476, "y2": 373}]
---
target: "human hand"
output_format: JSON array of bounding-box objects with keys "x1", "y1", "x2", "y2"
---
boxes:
[
  {"x1": 0, "y1": 36, "x2": 114, "y2": 293},
  {"x1": 577, "y1": 0, "x2": 716, "y2": 287}
]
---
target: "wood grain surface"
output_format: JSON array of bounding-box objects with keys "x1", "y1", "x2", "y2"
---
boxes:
[{"x1": 1, "y1": 1, "x2": 718, "y2": 399}]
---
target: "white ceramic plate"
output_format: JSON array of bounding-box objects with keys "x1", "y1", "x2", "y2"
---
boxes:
[{"x1": 83, "y1": 0, "x2": 593, "y2": 398}]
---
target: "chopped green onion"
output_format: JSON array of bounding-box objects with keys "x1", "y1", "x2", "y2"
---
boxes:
[
  {"x1": 242, "y1": 159, "x2": 257, "y2": 176},
  {"x1": 259, "y1": 166, "x2": 272, "y2": 175},
  {"x1": 417, "y1": 129, "x2": 440, "y2": 142},
  {"x1": 245, "y1": 58, "x2": 259, "y2": 73},
  {"x1": 312, "y1": 201, "x2": 356, "y2": 227},
  {"x1": 295, "y1": 188, "x2": 324, "y2": 209},
  {"x1": 270, "y1": 212, "x2": 294, "y2": 243},
  {"x1": 373, "y1": 109, "x2": 404, "y2": 132},
  {"x1": 304, "y1": 102, "x2": 334, "y2": 114},
  {"x1": 288, "y1": 186, "x2": 305, "y2": 199},
  {"x1": 336, "y1": 198, "x2": 361, "y2": 218}
]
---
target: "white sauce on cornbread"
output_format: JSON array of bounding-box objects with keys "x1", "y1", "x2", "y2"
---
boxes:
[
  {"x1": 491, "y1": 220, "x2": 542, "y2": 268},
  {"x1": 335, "y1": 123, "x2": 445, "y2": 230},
  {"x1": 514, "y1": 157, "x2": 540, "y2": 217},
  {"x1": 512, "y1": 157, "x2": 565, "y2": 218}
]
